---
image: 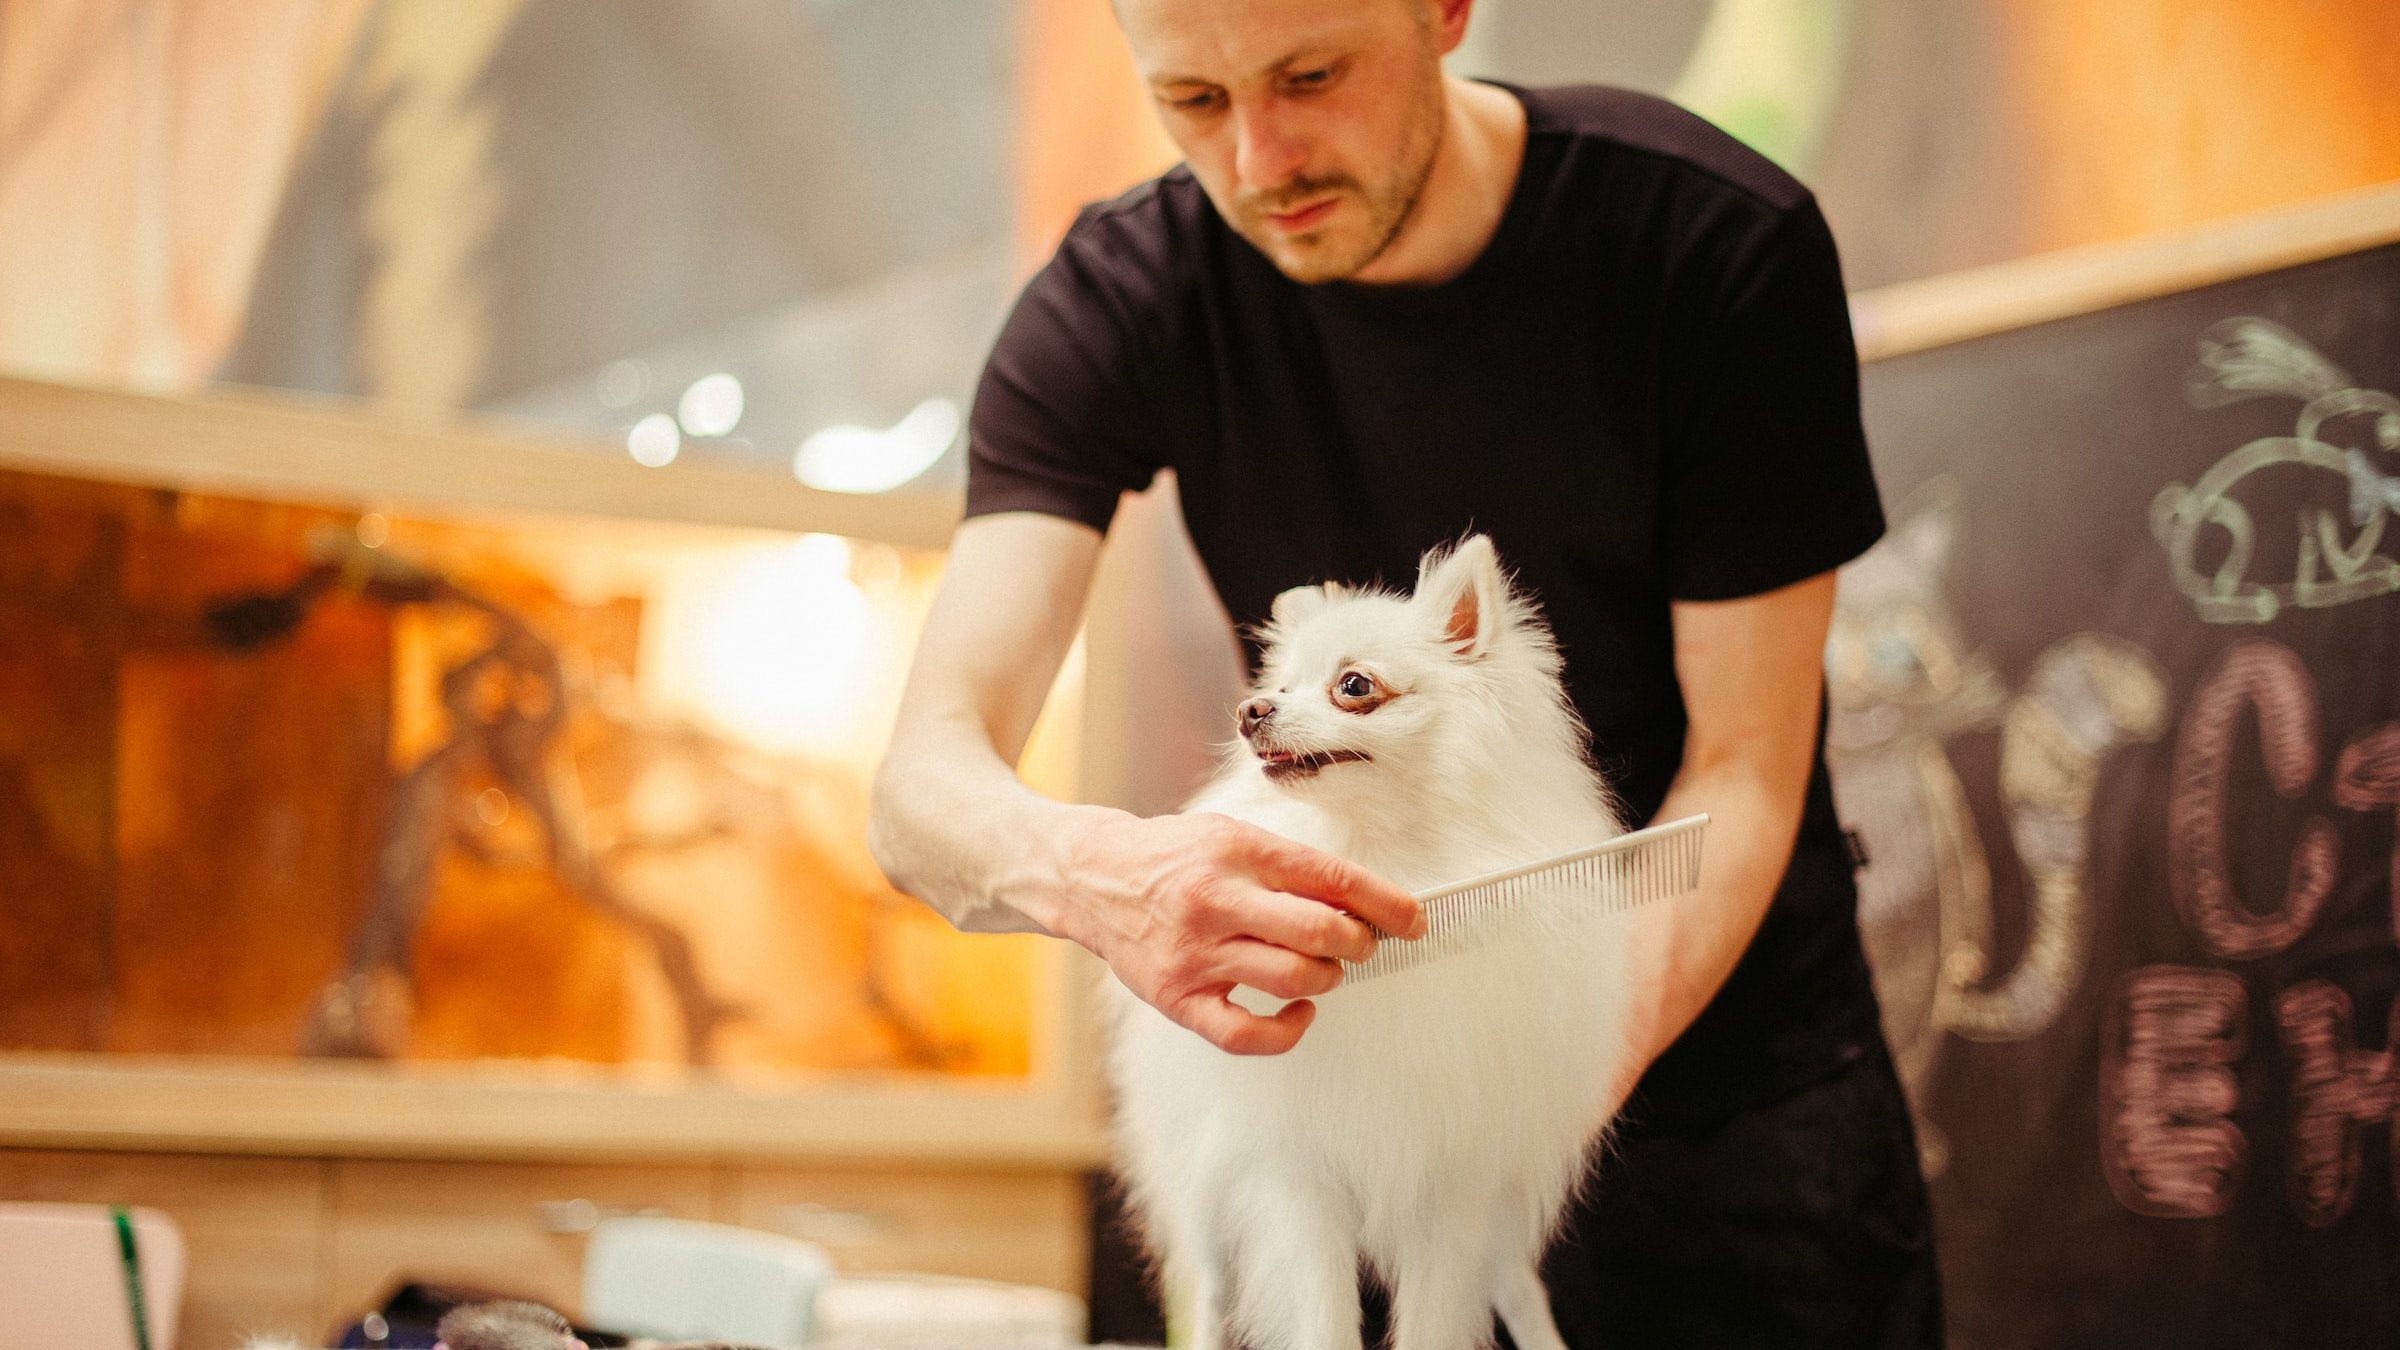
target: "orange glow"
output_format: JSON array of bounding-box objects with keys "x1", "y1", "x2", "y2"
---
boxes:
[
  {"x1": 1013, "y1": 0, "x2": 1182, "y2": 265},
  {"x1": 2001, "y1": 0, "x2": 2400, "y2": 251}
]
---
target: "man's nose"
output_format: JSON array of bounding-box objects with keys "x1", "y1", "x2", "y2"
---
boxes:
[
  {"x1": 1237, "y1": 697, "x2": 1275, "y2": 739},
  {"x1": 1233, "y1": 105, "x2": 1307, "y2": 192}
]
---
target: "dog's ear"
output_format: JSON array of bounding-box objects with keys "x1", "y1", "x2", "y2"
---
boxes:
[
  {"x1": 1414, "y1": 535, "x2": 1505, "y2": 658},
  {"x1": 1270, "y1": 581, "x2": 1342, "y2": 628}
]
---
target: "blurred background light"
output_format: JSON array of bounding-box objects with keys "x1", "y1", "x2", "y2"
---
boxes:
[
  {"x1": 595, "y1": 358, "x2": 650, "y2": 410},
  {"x1": 792, "y1": 396, "x2": 960, "y2": 494},
  {"x1": 627, "y1": 412, "x2": 681, "y2": 467},
  {"x1": 677, "y1": 372, "x2": 746, "y2": 437},
  {"x1": 648, "y1": 533, "x2": 872, "y2": 757}
]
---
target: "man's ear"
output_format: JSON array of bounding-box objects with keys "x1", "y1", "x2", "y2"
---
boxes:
[
  {"x1": 1414, "y1": 535, "x2": 1505, "y2": 658},
  {"x1": 1271, "y1": 580, "x2": 1343, "y2": 628},
  {"x1": 1430, "y1": 0, "x2": 1476, "y2": 58}
]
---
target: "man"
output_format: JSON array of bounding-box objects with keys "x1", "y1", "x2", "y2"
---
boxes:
[{"x1": 869, "y1": 0, "x2": 1941, "y2": 1342}]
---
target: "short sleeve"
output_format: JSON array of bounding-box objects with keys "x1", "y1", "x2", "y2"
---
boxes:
[
  {"x1": 1660, "y1": 196, "x2": 1884, "y2": 601},
  {"x1": 963, "y1": 218, "x2": 1168, "y2": 533}
]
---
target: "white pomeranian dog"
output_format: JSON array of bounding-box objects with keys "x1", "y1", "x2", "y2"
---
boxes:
[{"x1": 1105, "y1": 535, "x2": 1637, "y2": 1350}]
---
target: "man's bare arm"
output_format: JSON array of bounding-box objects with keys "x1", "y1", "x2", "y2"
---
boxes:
[
  {"x1": 1614, "y1": 570, "x2": 1838, "y2": 1090},
  {"x1": 869, "y1": 512, "x2": 1104, "y2": 936},
  {"x1": 868, "y1": 511, "x2": 1423, "y2": 1055}
]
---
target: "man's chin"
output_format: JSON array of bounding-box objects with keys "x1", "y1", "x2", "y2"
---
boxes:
[
  {"x1": 1240, "y1": 204, "x2": 1418, "y2": 285},
  {"x1": 1251, "y1": 233, "x2": 1376, "y2": 285}
]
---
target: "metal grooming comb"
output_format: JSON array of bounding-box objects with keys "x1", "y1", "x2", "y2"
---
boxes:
[{"x1": 1342, "y1": 814, "x2": 1709, "y2": 983}]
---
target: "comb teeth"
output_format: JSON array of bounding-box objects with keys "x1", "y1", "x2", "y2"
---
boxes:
[{"x1": 1342, "y1": 814, "x2": 1708, "y2": 983}]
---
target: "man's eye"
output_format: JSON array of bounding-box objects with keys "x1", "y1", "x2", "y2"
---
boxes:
[
  {"x1": 1286, "y1": 64, "x2": 1338, "y2": 91},
  {"x1": 1167, "y1": 90, "x2": 1222, "y2": 112},
  {"x1": 1338, "y1": 672, "x2": 1373, "y2": 699}
]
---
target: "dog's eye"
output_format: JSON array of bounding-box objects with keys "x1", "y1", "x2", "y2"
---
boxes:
[{"x1": 1330, "y1": 668, "x2": 1388, "y2": 713}]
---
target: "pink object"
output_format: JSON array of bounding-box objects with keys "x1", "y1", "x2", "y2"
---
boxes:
[{"x1": 0, "y1": 1203, "x2": 186, "y2": 1350}]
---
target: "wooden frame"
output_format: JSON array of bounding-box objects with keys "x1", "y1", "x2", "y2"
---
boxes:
[
  {"x1": 0, "y1": 375, "x2": 1116, "y2": 1167},
  {"x1": 1850, "y1": 178, "x2": 2400, "y2": 363},
  {"x1": 0, "y1": 375, "x2": 963, "y2": 549},
  {"x1": 0, "y1": 944, "x2": 1108, "y2": 1168}
]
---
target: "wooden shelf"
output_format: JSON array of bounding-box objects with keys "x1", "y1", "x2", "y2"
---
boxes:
[
  {"x1": 0, "y1": 1055, "x2": 1109, "y2": 1169},
  {"x1": 0, "y1": 939, "x2": 1110, "y2": 1168},
  {"x1": 0, "y1": 375, "x2": 964, "y2": 548},
  {"x1": 1850, "y1": 178, "x2": 2400, "y2": 361}
]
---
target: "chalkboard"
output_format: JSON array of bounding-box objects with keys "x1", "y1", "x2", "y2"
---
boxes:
[{"x1": 1841, "y1": 220, "x2": 2400, "y2": 1347}]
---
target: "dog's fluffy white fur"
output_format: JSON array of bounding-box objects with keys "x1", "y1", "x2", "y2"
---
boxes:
[{"x1": 1105, "y1": 536, "x2": 1634, "y2": 1350}]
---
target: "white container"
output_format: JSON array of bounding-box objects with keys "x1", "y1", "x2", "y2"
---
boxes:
[{"x1": 582, "y1": 1216, "x2": 832, "y2": 1348}]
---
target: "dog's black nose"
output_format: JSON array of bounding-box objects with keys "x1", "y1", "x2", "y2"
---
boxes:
[{"x1": 1237, "y1": 697, "x2": 1274, "y2": 738}]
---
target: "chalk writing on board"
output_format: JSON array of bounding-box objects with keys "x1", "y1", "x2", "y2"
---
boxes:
[
  {"x1": 2169, "y1": 639, "x2": 2400, "y2": 951},
  {"x1": 2334, "y1": 724, "x2": 2400, "y2": 946},
  {"x1": 2274, "y1": 980, "x2": 2399, "y2": 1227},
  {"x1": 2167, "y1": 640, "x2": 2339, "y2": 959},
  {"x1": 2150, "y1": 316, "x2": 2400, "y2": 623},
  {"x1": 2104, "y1": 964, "x2": 2248, "y2": 1219},
  {"x1": 2108, "y1": 635, "x2": 2400, "y2": 1223}
]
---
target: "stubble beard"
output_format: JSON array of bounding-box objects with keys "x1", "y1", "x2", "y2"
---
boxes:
[{"x1": 1231, "y1": 72, "x2": 1447, "y2": 285}]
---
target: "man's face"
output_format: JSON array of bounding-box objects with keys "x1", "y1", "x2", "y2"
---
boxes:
[{"x1": 1117, "y1": 0, "x2": 1450, "y2": 284}]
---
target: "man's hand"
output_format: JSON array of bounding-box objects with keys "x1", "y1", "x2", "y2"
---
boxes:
[{"x1": 1055, "y1": 810, "x2": 1425, "y2": 1055}]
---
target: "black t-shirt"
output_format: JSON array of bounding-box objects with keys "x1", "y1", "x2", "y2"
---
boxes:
[{"x1": 965, "y1": 83, "x2": 1887, "y2": 1130}]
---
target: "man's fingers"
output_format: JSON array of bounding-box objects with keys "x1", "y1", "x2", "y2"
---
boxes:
[
  {"x1": 1241, "y1": 833, "x2": 1424, "y2": 939},
  {"x1": 1179, "y1": 991, "x2": 1316, "y2": 1056},
  {"x1": 1217, "y1": 937, "x2": 1345, "y2": 1000},
  {"x1": 1233, "y1": 885, "x2": 1380, "y2": 963}
]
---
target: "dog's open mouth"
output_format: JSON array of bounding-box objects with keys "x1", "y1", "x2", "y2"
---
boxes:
[{"x1": 1257, "y1": 747, "x2": 1371, "y2": 781}]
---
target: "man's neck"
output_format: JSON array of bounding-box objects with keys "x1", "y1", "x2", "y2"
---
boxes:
[{"x1": 1349, "y1": 77, "x2": 1528, "y2": 288}]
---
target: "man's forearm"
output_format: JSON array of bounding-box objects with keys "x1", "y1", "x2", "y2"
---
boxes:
[
  {"x1": 868, "y1": 719, "x2": 1121, "y2": 937},
  {"x1": 1622, "y1": 755, "x2": 1808, "y2": 1070},
  {"x1": 866, "y1": 513, "x2": 1115, "y2": 938},
  {"x1": 1622, "y1": 573, "x2": 1838, "y2": 1089}
]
